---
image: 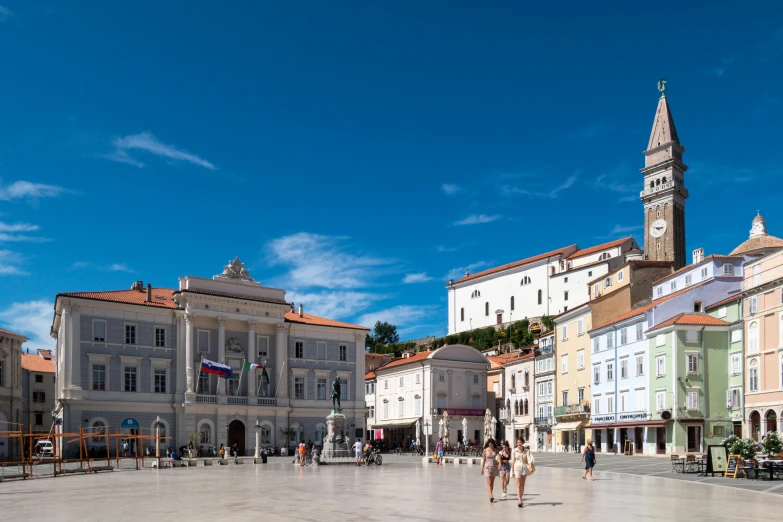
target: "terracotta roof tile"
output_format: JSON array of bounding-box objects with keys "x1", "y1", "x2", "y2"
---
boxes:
[
  {"x1": 0, "y1": 326, "x2": 27, "y2": 339},
  {"x1": 176, "y1": 289, "x2": 289, "y2": 306},
  {"x1": 59, "y1": 288, "x2": 178, "y2": 309},
  {"x1": 284, "y1": 311, "x2": 370, "y2": 331},
  {"x1": 21, "y1": 353, "x2": 56, "y2": 373},
  {"x1": 705, "y1": 294, "x2": 742, "y2": 311},
  {"x1": 565, "y1": 237, "x2": 633, "y2": 259},
  {"x1": 652, "y1": 255, "x2": 745, "y2": 285},
  {"x1": 373, "y1": 350, "x2": 432, "y2": 372},
  {"x1": 365, "y1": 370, "x2": 376, "y2": 380},
  {"x1": 646, "y1": 313, "x2": 730, "y2": 333},
  {"x1": 453, "y1": 244, "x2": 577, "y2": 284},
  {"x1": 589, "y1": 280, "x2": 710, "y2": 332}
]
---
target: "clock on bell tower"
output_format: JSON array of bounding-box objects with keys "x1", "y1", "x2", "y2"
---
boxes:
[{"x1": 641, "y1": 80, "x2": 688, "y2": 269}]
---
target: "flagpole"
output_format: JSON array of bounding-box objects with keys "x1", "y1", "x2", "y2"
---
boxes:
[
  {"x1": 236, "y1": 358, "x2": 245, "y2": 397},
  {"x1": 196, "y1": 356, "x2": 204, "y2": 395},
  {"x1": 256, "y1": 359, "x2": 267, "y2": 397},
  {"x1": 274, "y1": 360, "x2": 286, "y2": 399}
]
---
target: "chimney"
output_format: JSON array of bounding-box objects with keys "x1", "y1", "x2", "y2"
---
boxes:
[
  {"x1": 146, "y1": 284, "x2": 152, "y2": 303},
  {"x1": 448, "y1": 279, "x2": 453, "y2": 286},
  {"x1": 692, "y1": 248, "x2": 704, "y2": 265},
  {"x1": 465, "y1": 268, "x2": 469, "y2": 277},
  {"x1": 132, "y1": 280, "x2": 144, "y2": 291},
  {"x1": 298, "y1": 304, "x2": 303, "y2": 318}
]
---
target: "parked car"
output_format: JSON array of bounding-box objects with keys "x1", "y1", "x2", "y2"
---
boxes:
[{"x1": 35, "y1": 440, "x2": 53, "y2": 457}]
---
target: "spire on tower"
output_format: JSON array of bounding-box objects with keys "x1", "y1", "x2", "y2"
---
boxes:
[{"x1": 646, "y1": 93, "x2": 679, "y2": 151}]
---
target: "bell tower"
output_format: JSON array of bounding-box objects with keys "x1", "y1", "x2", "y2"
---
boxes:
[{"x1": 641, "y1": 80, "x2": 689, "y2": 269}]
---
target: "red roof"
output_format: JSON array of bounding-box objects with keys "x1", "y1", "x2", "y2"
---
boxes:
[
  {"x1": 284, "y1": 311, "x2": 369, "y2": 331},
  {"x1": 21, "y1": 352, "x2": 56, "y2": 373},
  {"x1": 705, "y1": 294, "x2": 742, "y2": 311},
  {"x1": 59, "y1": 288, "x2": 178, "y2": 309},
  {"x1": 365, "y1": 370, "x2": 376, "y2": 380},
  {"x1": 175, "y1": 288, "x2": 289, "y2": 306},
  {"x1": 487, "y1": 352, "x2": 525, "y2": 370},
  {"x1": 454, "y1": 244, "x2": 577, "y2": 284},
  {"x1": 566, "y1": 237, "x2": 633, "y2": 259},
  {"x1": 589, "y1": 280, "x2": 709, "y2": 332},
  {"x1": 0, "y1": 326, "x2": 27, "y2": 339},
  {"x1": 373, "y1": 351, "x2": 432, "y2": 372},
  {"x1": 646, "y1": 313, "x2": 730, "y2": 333},
  {"x1": 652, "y1": 255, "x2": 745, "y2": 285}
]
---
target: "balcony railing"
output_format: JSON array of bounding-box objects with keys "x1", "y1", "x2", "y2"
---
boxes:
[
  {"x1": 195, "y1": 394, "x2": 276, "y2": 406},
  {"x1": 227, "y1": 396, "x2": 248, "y2": 405},
  {"x1": 555, "y1": 404, "x2": 590, "y2": 416},
  {"x1": 256, "y1": 397, "x2": 276, "y2": 406},
  {"x1": 196, "y1": 394, "x2": 218, "y2": 404},
  {"x1": 742, "y1": 264, "x2": 783, "y2": 292},
  {"x1": 533, "y1": 416, "x2": 553, "y2": 426},
  {"x1": 640, "y1": 181, "x2": 674, "y2": 198}
]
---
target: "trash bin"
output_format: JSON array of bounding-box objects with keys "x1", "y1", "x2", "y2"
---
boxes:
[{"x1": 261, "y1": 454, "x2": 267, "y2": 464}]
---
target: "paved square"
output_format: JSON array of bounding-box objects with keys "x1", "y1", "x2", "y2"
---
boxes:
[{"x1": 2, "y1": 455, "x2": 782, "y2": 521}]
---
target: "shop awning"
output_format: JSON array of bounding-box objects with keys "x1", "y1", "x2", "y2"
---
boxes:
[
  {"x1": 552, "y1": 421, "x2": 584, "y2": 432},
  {"x1": 369, "y1": 418, "x2": 420, "y2": 429},
  {"x1": 611, "y1": 419, "x2": 670, "y2": 429},
  {"x1": 585, "y1": 423, "x2": 613, "y2": 430}
]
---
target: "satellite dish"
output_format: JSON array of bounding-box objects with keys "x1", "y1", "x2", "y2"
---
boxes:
[{"x1": 661, "y1": 410, "x2": 672, "y2": 420}]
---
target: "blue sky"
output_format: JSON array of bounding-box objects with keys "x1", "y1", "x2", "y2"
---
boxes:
[{"x1": 1, "y1": 2, "x2": 782, "y2": 351}]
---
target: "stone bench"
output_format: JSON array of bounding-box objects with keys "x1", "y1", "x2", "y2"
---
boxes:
[{"x1": 423, "y1": 456, "x2": 480, "y2": 465}]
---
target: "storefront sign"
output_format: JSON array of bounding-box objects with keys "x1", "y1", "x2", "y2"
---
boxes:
[
  {"x1": 120, "y1": 418, "x2": 140, "y2": 429},
  {"x1": 591, "y1": 415, "x2": 615, "y2": 424},
  {"x1": 617, "y1": 412, "x2": 649, "y2": 422},
  {"x1": 438, "y1": 408, "x2": 485, "y2": 416}
]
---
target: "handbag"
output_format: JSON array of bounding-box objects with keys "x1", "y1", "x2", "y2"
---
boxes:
[{"x1": 527, "y1": 460, "x2": 536, "y2": 476}]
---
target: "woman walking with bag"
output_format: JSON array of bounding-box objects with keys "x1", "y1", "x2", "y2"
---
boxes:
[
  {"x1": 582, "y1": 439, "x2": 596, "y2": 481},
  {"x1": 511, "y1": 438, "x2": 535, "y2": 508},
  {"x1": 480, "y1": 439, "x2": 502, "y2": 503},
  {"x1": 499, "y1": 441, "x2": 511, "y2": 498}
]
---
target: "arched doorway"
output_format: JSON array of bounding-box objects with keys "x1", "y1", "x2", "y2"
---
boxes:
[
  {"x1": 766, "y1": 410, "x2": 777, "y2": 434},
  {"x1": 750, "y1": 411, "x2": 761, "y2": 441},
  {"x1": 228, "y1": 420, "x2": 246, "y2": 456}
]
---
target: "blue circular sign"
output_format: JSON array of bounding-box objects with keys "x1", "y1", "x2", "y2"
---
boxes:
[{"x1": 120, "y1": 418, "x2": 140, "y2": 429}]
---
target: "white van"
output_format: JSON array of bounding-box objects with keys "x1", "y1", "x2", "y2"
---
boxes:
[{"x1": 35, "y1": 440, "x2": 53, "y2": 457}]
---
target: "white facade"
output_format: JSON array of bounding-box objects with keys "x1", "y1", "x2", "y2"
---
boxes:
[
  {"x1": 447, "y1": 239, "x2": 636, "y2": 334},
  {"x1": 500, "y1": 355, "x2": 534, "y2": 443},
  {"x1": 589, "y1": 313, "x2": 652, "y2": 454},
  {"x1": 534, "y1": 332, "x2": 555, "y2": 451},
  {"x1": 365, "y1": 345, "x2": 490, "y2": 449}
]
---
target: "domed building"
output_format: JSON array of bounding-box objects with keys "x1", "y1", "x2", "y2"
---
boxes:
[{"x1": 730, "y1": 213, "x2": 783, "y2": 256}]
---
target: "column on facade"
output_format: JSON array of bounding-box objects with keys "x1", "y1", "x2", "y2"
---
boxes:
[
  {"x1": 447, "y1": 370, "x2": 453, "y2": 407},
  {"x1": 70, "y1": 304, "x2": 82, "y2": 389},
  {"x1": 355, "y1": 332, "x2": 365, "y2": 405},
  {"x1": 175, "y1": 315, "x2": 185, "y2": 395},
  {"x1": 275, "y1": 323, "x2": 289, "y2": 399},
  {"x1": 247, "y1": 321, "x2": 256, "y2": 397},
  {"x1": 217, "y1": 317, "x2": 226, "y2": 395},
  {"x1": 465, "y1": 371, "x2": 471, "y2": 409},
  {"x1": 185, "y1": 313, "x2": 195, "y2": 394},
  {"x1": 61, "y1": 304, "x2": 72, "y2": 393}
]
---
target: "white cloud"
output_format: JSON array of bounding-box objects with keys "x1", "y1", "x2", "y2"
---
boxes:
[
  {"x1": 0, "y1": 221, "x2": 50, "y2": 243},
  {"x1": 69, "y1": 261, "x2": 135, "y2": 272},
  {"x1": 0, "y1": 222, "x2": 39, "y2": 232},
  {"x1": 267, "y1": 232, "x2": 394, "y2": 289},
  {"x1": 441, "y1": 184, "x2": 462, "y2": 195},
  {"x1": 0, "y1": 300, "x2": 55, "y2": 353},
  {"x1": 452, "y1": 214, "x2": 501, "y2": 226},
  {"x1": 443, "y1": 261, "x2": 492, "y2": 281},
  {"x1": 503, "y1": 175, "x2": 578, "y2": 199},
  {"x1": 402, "y1": 272, "x2": 432, "y2": 284},
  {"x1": 357, "y1": 305, "x2": 439, "y2": 331},
  {"x1": 0, "y1": 5, "x2": 12, "y2": 21},
  {"x1": 596, "y1": 224, "x2": 642, "y2": 240},
  {"x1": 288, "y1": 290, "x2": 388, "y2": 321},
  {"x1": 0, "y1": 180, "x2": 70, "y2": 201},
  {"x1": 0, "y1": 249, "x2": 25, "y2": 275},
  {"x1": 104, "y1": 131, "x2": 216, "y2": 170}
]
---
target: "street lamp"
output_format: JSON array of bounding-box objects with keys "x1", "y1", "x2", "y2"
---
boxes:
[
  {"x1": 254, "y1": 420, "x2": 261, "y2": 459},
  {"x1": 511, "y1": 419, "x2": 516, "y2": 443},
  {"x1": 423, "y1": 418, "x2": 431, "y2": 457},
  {"x1": 225, "y1": 423, "x2": 229, "y2": 459}
]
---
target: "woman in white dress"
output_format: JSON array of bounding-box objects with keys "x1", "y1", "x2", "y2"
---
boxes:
[{"x1": 510, "y1": 438, "x2": 535, "y2": 508}]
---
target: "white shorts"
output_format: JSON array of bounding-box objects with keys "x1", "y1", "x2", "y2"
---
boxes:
[
  {"x1": 355, "y1": 450, "x2": 362, "y2": 458},
  {"x1": 513, "y1": 462, "x2": 527, "y2": 477}
]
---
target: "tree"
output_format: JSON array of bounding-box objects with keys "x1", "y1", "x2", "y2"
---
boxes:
[
  {"x1": 371, "y1": 321, "x2": 399, "y2": 346},
  {"x1": 541, "y1": 315, "x2": 555, "y2": 333}
]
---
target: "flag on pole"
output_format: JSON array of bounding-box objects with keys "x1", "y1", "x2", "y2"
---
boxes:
[
  {"x1": 243, "y1": 362, "x2": 271, "y2": 383},
  {"x1": 201, "y1": 359, "x2": 232, "y2": 378}
]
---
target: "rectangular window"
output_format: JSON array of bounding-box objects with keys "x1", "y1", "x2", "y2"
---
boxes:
[
  {"x1": 227, "y1": 373, "x2": 240, "y2": 395},
  {"x1": 317, "y1": 341, "x2": 326, "y2": 360},
  {"x1": 593, "y1": 283, "x2": 600, "y2": 297},
  {"x1": 731, "y1": 354, "x2": 741, "y2": 375},
  {"x1": 607, "y1": 362, "x2": 614, "y2": 381},
  {"x1": 578, "y1": 388, "x2": 584, "y2": 404},
  {"x1": 749, "y1": 296, "x2": 758, "y2": 314},
  {"x1": 295, "y1": 341, "x2": 304, "y2": 359},
  {"x1": 687, "y1": 354, "x2": 698, "y2": 374},
  {"x1": 685, "y1": 330, "x2": 699, "y2": 343},
  {"x1": 398, "y1": 401, "x2": 404, "y2": 417},
  {"x1": 578, "y1": 319, "x2": 584, "y2": 335},
  {"x1": 561, "y1": 326, "x2": 568, "y2": 341},
  {"x1": 155, "y1": 327, "x2": 165, "y2": 347},
  {"x1": 636, "y1": 322, "x2": 643, "y2": 341},
  {"x1": 384, "y1": 379, "x2": 389, "y2": 389},
  {"x1": 439, "y1": 373, "x2": 445, "y2": 382},
  {"x1": 636, "y1": 355, "x2": 644, "y2": 376},
  {"x1": 417, "y1": 374, "x2": 422, "y2": 384},
  {"x1": 317, "y1": 378, "x2": 327, "y2": 400},
  {"x1": 722, "y1": 263, "x2": 734, "y2": 275},
  {"x1": 685, "y1": 274, "x2": 692, "y2": 285},
  {"x1": 593, "y1": 365, "x2": 600, "y2": 385},
  {"x1": 473, "y1": 374, "x2": 478, "y2": 384},
  {"x1": 693, "y1": 301, "x2": 702, "y2": 313},
  {"x1": 635, "y1": 391, "x2": 644, "y2": 411},
  {"x1": 154, "y1": 368, "x2": 166, "y2": 393},
  {"x1": 561, "y1": 355, "x2": 568, "y2": 374},
  {"x1": 593, "y1": 398, "x2": 600, "y2": 414},
  {"x1": 592, "y1": 337, "x2": 599, "y2": 353},
  {"x1": 562, "y1": 390, "x2": 568, "y2": 406},
  {"x1": 198, "y1": 371, "x2": 210, "y2": 394},
  {"x1": 701, "y1": 267, "x2": 708, "y2": 279},
  {"x1": 686, "y1": 390, "x2": 699, "y2": 410},
  {"x1": 577, "y1": 350, "x2": 584, "y2": 370},
  {"x1": 198, "y1": 330, "x2": 209, "y2": 353},
  {"x1": 93, "y1": 320, "x2": 106, "y2": 342},
  {"x1": 620, "y1": 359, "x2": 628, "y2": 379},
  {"x1": 656, "y1": 286, "x2": 663, "y2": 297},
  {"x1": 606, "y1": 333, "x2": 613, "y2": 349},
  {"x1": 656, "y1": 356, "x2": 665, "y2": 376},
  {"x1": 620, "y1": 393, "x2": 627, "y2": 412},
  {"x1": 33, "y1": 391, "x2": 45, "y2": 402},
  {"x1": 399, "y1": 376, "x2": 404, "y2": 387},
  {"x1": 35, "y1": 374, "x2": 43, "y2": 383},
  {"x1": 92, "y1": 364, "x2": 106, "y2": 390},
  {"x1": 257, "y1": 336, "x2": 269, "y2": 357},
  {"x1": 670, "y1": 281, "x2": 677, "y2": 292},
  {"x1": 124, "y1": 366, "x2": 137, "y2": 392},
  {"x1": 718, "y1": 307, "x2": 727, "y2": 319},
  {"x1": 607, "y1": 396, "x2": 614, "y2": 413},
  {"x1": 341, "y1": 379, "x2": 348, "y2": 401},
  {"x1": 383, "y1": 402, "x2": 389, "y2": 419},
  {"x1": 731, "y1": 388, "x2": 741, "y2": 410},
  {"x1": 294, "y1": 377, "x2": 305, "y2": 399},
  {"x1": 605, "y1": 277, "x2": 612, "y2": 288},
  {"x1": 125, "y1": 324, "x2": 136, "y2": 345},
  {"x1": 749, "y1": 368, "x2": 759, "y2": 392},
  {"x1": 656, "y1": 334, "x2": 666, "y2": 347},
  {"x1": 564, "y1": 291, "x2": 569, "y2": 301},
  {"x1": 618, "y1": 271, "x2": 624, "y2": 282},
  {"x1": 368, "y1": 406, "x2": 375, "y2": 419},
  {"x1": 35, "y1": 413, "x2": 43, "y2": 426},
  {"x1": 461, "y1": 308, "x2": 464, "y2": 322},
  {"x1": 620, "y1": 328, "x2": 627, "y2": 345},
  {"x1": 656, "y1": 391, "x2": 665, "y2": 412},
  {"x1": 339, "y1": 344, "x2": 347, "y2": 361}
]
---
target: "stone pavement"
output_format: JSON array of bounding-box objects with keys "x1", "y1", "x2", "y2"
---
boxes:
[{"x1": 0, "y1": 455, "x2": 781, "y2": 521}]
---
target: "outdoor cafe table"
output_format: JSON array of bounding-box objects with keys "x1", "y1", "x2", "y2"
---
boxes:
[{"x1": 756, "y1": 459, "x2": 783, "y2": 480}]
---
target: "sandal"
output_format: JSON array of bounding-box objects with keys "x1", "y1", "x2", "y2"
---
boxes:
[
  {"x1": 489, "y1": 498, "x2": 494, "y2": 503},
  {"x1": 518, "y1": 503, "x2": 523, "y2": 508}
]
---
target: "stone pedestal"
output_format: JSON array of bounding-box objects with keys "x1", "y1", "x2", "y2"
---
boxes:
[{"x1": 321, "y1": 411, "x2": 351, "y2": 460}]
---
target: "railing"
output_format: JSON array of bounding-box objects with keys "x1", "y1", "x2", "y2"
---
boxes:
[
  {"x1": 227, "y1": 396, "x2": 248, "y2": 405},
  {"x1": 533, "y1": 416, "x2": 553, "y2": 425},
  {"x1": 196, "y1": 394, "x2": 218, "y2": 404},
  {"x1": 555, "y1": 404, "x2": 590, "y2": 416},
  {"x1": 508, "y1": 388, "x2": 516, "y2": 395},
  {"x1": 256, "y1": 397, "x2": 276, "y2": 406},
  {"x1": 640, "y1": 181, "x2": 674, "y2": 198},
  {"x1": 742, "y1": 264, "x2": 783, "y2": 292},
  {"x1": 499, "y1": 408, "x2": 510, "y2": 421}
]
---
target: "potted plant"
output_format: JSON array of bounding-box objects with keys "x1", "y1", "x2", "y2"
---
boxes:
[
  {"x1": 730, "y1": 438, "x2": 756, "y2": 461},
  {"x1": 763, "y1": 431, "x2": 783, "y2": 456},
  {"x1": 721, "y1": 435, "x2": 739, "y2": 453}
]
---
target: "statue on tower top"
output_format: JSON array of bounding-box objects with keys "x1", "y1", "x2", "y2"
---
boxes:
[{"x1": 657, "y1": 78, "x2": 668, "y2": 97}]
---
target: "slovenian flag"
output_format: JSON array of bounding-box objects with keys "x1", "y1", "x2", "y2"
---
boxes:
[
  {"x1": 201, "y1": 359, "x2": 232, "y2": 378},
  {"x1": 243, "y1": 362, "x2": 270, "y2": 384}
]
